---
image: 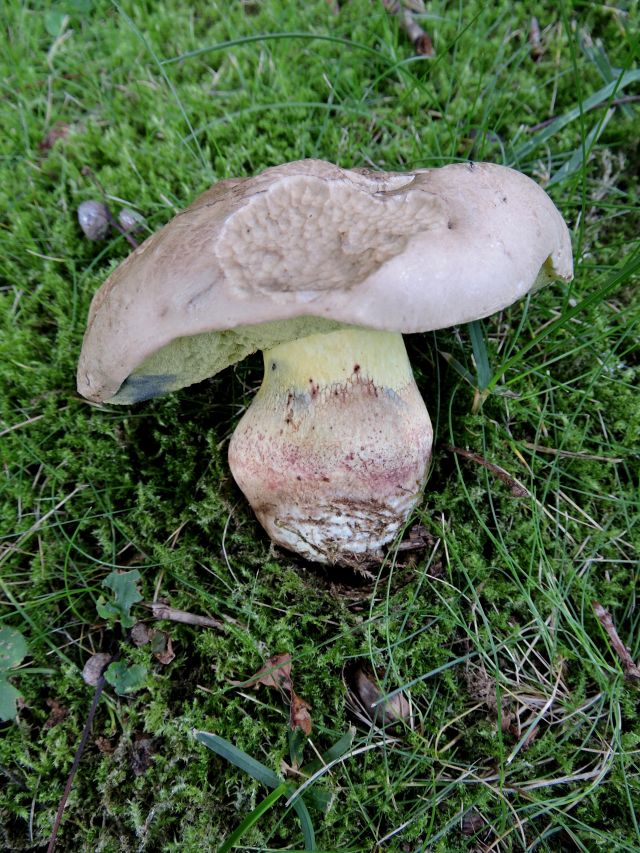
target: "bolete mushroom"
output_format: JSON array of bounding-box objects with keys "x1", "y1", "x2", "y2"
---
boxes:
[{"x1": 77, "y1": 159, "x2": 572, "y2": 566}]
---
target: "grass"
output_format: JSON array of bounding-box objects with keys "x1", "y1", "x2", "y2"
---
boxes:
[{"x1": 1, "y1": 0, "x2": 639, "y2": 850}]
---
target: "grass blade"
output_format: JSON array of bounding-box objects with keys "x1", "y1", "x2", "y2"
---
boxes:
[
  {"x1": 161, "y1": 32, "x2": 388, "y2": 67},
  {"x1": 290, "y1": 793, "x2": 316, "y2": 851},
  {"x1": 490, "y1": 247, "x2": 640, "y2": 389},
  {"x1": 320, "y1": 727, "x2": 356, "y2": 765},
  {"x1": 304, "y1": 727, "x2": 355, "y2": 775},
  {"x1": 546, "y1": 108, "x2": 615, "y2": 188},
  {"x1": 196, "y1": 731, "x2": 318, "y2": 847},
  {"x1": 218, "y1": 783, "x2": 288, "y2": 853},
  {"x1": 468, "y1": 319, "x2": 492, "y2": 390},
  {"x1": 194, "y1": 730, "x2": 281, "y2": 788},
  {"x1": 510, "y1": 68, "x2": 640, "y2": 163},
  {"x1": 438, "y1": 351, "x2": 476, "y2": 387}
]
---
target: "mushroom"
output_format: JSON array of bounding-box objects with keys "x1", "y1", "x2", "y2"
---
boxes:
[{"x1": 77, "y1": 159, "x2": 572, "y2": 567}]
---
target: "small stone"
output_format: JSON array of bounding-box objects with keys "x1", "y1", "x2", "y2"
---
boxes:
[
  {"x1": 118, "y1": 207, "x2": 145, "y2": 233},
  {"x1": 78, "y1": 201, "x2": 109, "y2": 241},
  {"x1": 82, "y1": 652, "x2": 112, "y2": 686}
]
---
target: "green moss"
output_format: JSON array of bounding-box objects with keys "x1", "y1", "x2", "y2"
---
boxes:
[{"x1": 1, "y1": 0, "x2": 639, "y2": 849}]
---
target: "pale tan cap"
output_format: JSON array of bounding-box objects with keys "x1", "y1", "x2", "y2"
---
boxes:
[{"x1": 77, "y1": 159, "x2": 573, "y2": 404}]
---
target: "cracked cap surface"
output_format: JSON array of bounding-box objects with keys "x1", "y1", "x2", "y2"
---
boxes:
[{"x1": 77, "y1": 159, "x2": 573, "y2": 404}]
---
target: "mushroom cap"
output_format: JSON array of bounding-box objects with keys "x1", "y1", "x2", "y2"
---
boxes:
[{"x1": 77, "y1": 159, "x2": 572, "y2": 404}]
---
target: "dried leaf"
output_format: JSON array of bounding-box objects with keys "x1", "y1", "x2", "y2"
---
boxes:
[
  {"x1": 152, "y1": 631, "x2": 175, "y2": 665},
  {"x1": 396, "y1": 524, "x2": 438, "y2": 566},
  {"x1": 413, "y1": 32, "x2": 434, "y2": 56},
  {"x1": 239, "y1": 654, "x2": 312, "y2": 733},
  {"x1": 131, "y1": 621, "x2": 174, "y2": 663},
  {"x1": 291, "y1": 691, "x2": 312, "y2": 735},
  {"x1": 245, "y1": 654, "x2": 292, "y2": 692},
  {"x1": 350, "y1": 667, "x2": 412, "y2": 727}
]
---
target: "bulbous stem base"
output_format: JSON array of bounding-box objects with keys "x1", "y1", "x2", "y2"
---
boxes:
[{"x1": 228, "y1": 328, "x2": 432, "y2": 567}]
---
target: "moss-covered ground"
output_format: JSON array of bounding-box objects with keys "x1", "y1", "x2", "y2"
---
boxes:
[{"x1": 1, "y1": 1, "x2": 639, "y2": 850}]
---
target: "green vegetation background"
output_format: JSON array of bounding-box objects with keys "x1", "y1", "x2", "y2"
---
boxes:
[{"x1": 1, "y1": 1, "x2": 638, "y2": 850}]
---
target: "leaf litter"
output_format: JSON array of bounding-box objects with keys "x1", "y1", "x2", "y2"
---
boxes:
[{"x1": 238, "y1": 653, "x2": 313, "y2": 735}]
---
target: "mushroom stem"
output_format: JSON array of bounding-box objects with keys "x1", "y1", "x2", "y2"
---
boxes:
[{"x1": 228, "y1": 328, "x2": 432, "y2": 566}]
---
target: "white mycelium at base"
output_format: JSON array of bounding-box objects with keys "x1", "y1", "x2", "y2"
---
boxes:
[{"x1": 228, "y1": 328, "x2": 432, "y2": 565}]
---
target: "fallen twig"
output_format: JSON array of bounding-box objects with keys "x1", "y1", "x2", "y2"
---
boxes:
[
  {"x1": 446, "y1": 446, "x2": 529, "y2": 497},
  {"x1": 381, "y1": 0, "x2": 434, "y2": 56},
  {"x1": 144, "y1": 601, "x2": 228, "y2": 631},
  {"x1": 47, "y1": 675, "x2": 106, "y2": 852},
  {"x1": 592, "y1": 600, "x2": 640, "y2": 681}
]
